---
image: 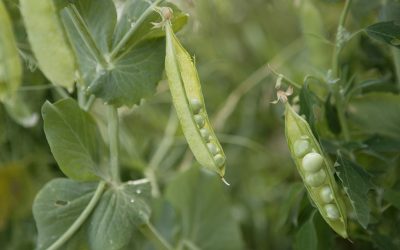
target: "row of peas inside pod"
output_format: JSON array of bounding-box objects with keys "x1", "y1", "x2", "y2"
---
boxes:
[{"x1": 285, "y1": 103, "x2": 348, "y2": 238}]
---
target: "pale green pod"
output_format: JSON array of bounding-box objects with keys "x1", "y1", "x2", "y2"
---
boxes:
[
  {"x1": 302, "y1": 152, "x2": 324, "y2": 173},
  {"x1": 285, "y1": 103, "x2": 348, "y2": 238},
  {"x1": 0, "y1": 1, "x2": 22, "y2": 102},
  {"x1": 165, "y1": 22, "x2": 226, "y2": 177},
  {"x1": 20, "y1": 0, "x2": 77, "y2": 89},
  {"x1": 293, "y1": 139, "x2": 311, "y2": 158}
]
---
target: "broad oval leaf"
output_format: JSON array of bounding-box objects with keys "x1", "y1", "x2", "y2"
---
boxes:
[
  {"x1": 42, "y1": 98, "x2": 108, "y2": 181},
  {"x1": 89, "y1": 179, "x2": 151, "y2": 250},
  {"x1": 33, "y1": 178, "x2": 98, "y2": 250},
  {"x1": 365, "y1": 21, "x2": 400, "y2": 48},
  {"x1": 0, "y1": 1, "x2": 22, "y2": 102},
  {"x1": 166, "y1": 168, "x2": 244, "y2": 250}
]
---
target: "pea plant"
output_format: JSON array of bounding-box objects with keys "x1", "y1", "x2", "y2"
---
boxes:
[{"x1": 2, "y1": 0, "x2": 400, "y2": 249}]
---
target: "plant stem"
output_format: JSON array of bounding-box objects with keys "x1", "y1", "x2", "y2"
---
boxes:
[
  {"x1": 331, "y1": 0, "x2": 352, "y2": 141},
  {"x1": 46, "y1": 181, "x2": 107, "y2": 250},
  {"x1": 108, "y1": 106, "x2": 120, "y2": 183},
  {"x1": 139, "y1": 222, "x2": 172, "y2": 250},
  {"x1": 109, "y1": 0, "x2": 163, "y2": 60},
  {"x1": 65, "y1": 4, "x2": 108, "y2": 68},
  {"x1": 391, "y1": 47, "x2": 400, "y2": 91},
  {"x1": 83, "y1": 95, "x2": 96, "y2": 112}
]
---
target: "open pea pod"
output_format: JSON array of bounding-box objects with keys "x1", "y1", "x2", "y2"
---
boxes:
[
  {"x1": 285, "y1": 103, "x2": 348, "y2": 238},
  {"x1": 165, "y1": 22, "x2": 226, "y2": 178},
  {"x1": 0, "y1": 0, "x2": 22, "y2": 102},
  {"x1": 20, "y1": 0, "x2": 77, "y2": 89}
]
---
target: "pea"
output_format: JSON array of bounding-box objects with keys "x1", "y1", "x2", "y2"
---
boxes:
[
  {"x1": 194, "y1": 114, "x2": 205, "y2": 128},
  {"x1": 20, "y1": 0, "x2": 77, "y2": 89},
  {"x1": 325, "y1": 204, "x2": 340, "y2": 220},
  {"x1": 302, "y1": 152, "x2": 324, "y2": 173},
  {"x1": 164, "y1": 20, "x2": 226, "y2": 178},
  {"x1": 320, "y1": 186, "x2": 334, "y2": 203},
  {"x1": 285, "y1": 103, "x2": 348, "y2": 238},
  {"x1": 305, "y1": 169, "x2": 326, "y2": 187},
  {"x1": 190, "y1": 98, "x2": 202, "y2": 114},
  {"x1": 293, "y1": 139, "x2": 311, "y2": 157}
]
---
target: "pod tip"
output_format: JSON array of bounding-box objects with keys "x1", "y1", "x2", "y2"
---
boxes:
[{"x1": 221, "y1": 177, "x2": 230, "y2": 186}]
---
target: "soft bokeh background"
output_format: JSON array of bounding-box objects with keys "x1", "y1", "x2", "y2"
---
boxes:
[{"x1": 1, "y1": 0, "x2": 399, "y2": 249}]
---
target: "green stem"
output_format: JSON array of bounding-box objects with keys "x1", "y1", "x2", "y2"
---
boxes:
[
  {"x1": 83, "y1": 95, "x2": 96, "y2": 112},
  {"x1": 46, "y1": 181, "x2": 107, "y2": 250},
  {"x1": 65, "y1": 4, "x2": 108, "y2": 68},
  {"x1": 391, "y1": 47, "x2": 400, "y2": 91},
  {"x1": 109, "y1": 0, "x2": 163, "y2": 60},
  {"x1": 55, "y1": 87, "x2": 70, "y2": 99},
  {"x1": 331, "y1": 0, "x2": 352, "y2": 141},
  {"x1": 107, "y1": 106, "x2": 120, "y2": 183},
  {"x1": 268, "y1": 64, "x2": 302, "y2": 90},
  {"x1": 139, "y1": 223, "x2": 172, "y2": 250}
]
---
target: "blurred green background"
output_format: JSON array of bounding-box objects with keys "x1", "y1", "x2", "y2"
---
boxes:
[{"x1": 1, "y1": 0, "x2": 399, "y2": 249}]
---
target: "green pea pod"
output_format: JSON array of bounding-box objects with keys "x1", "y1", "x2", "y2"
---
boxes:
[
  {"x1": 285, "y1": 103, "x2": 348, "y2": 238},
  {"x1": 165, "y1": 22, "x2": 226, "y2": 178},
  {"x1": 20, "y1": 0, "x2": 77, "y2": 89},
  {"x1": 0, "y1": 0, "x2": 22, "y2": 102}
]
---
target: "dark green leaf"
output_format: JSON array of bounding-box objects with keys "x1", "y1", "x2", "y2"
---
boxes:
[
  {"x1": 33, "y1": 178, "x2": 97, "y2": 250},
  {"x1": 363, "y1": 135, "x2": 400, "y2": 153},
  {"x1": 335, "y1": 152, "x2": 375, "y2": 228},
  {"x1": 89, "y1": 179, "x2": 151, "y2": 250},
  {"x1": 299, "y1": 82, "x2": 321, "y2": 137},
  {"x1": 383, "y1": 189, "x2": 400, "y2": 210},
  {"x1": 365, "y1": 21, "x2": 400, "y2": 48},
  {"x1": 347, "y1": 92, "x2": 400, "y2": 138},
  {"x1": 42, "y1": 98, "x2": 108, "y2": 181},
  {"x1": 166, "y1": 168, "x2": 244, "y2": 250},
  {"x1": 324, "y1": 94, "x2": 341, "y2": 135},
  {"x1": 294, "y1": 211, "x2": 318, "y2": 250}
]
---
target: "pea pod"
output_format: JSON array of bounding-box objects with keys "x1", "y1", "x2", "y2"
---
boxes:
[
  {"x1": 20, "y1": 0, "x2": 77, "y2": 89},
  {"x1": 285, "y1": 103, "x2": 348, "y2": 238},
  {"x1": 0, "y1": 0, "x2": 22, "y2": 102},
  {"x1": 165, "y1": 21, "x2": 226, "y2": 178}
]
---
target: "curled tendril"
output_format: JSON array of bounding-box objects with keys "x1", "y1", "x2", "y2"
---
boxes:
[{"x1": 152, "y1": 6, "x2": 173, "y2": 29}]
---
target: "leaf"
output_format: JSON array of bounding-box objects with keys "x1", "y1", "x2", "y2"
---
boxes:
[
  {"x1": 365, "y1": 21, "x2": 400, "y2": 48},
  {"x1": 60, "y1": 0, "x2": 187, "y2": 107},
  {"x1": 112, "y1": 0, "x2": 188, "y2": 56},
  {"x1": 324, "y1": 94, "x2": 341, "y2": 135},
  {"x1": 42, "y1": 98, "x2": 108, "y2": 181},
  {"x1": 4, "y1": 94, "x2": 39, "y2": 128},
  {"x1": 165, "y1": 168, "x2": 245, "y2": 250},
  {"x1": 299, "y1": 82, "x2": 321, "y2": 136},
  {"x1": 335, "y1": 152, "x2": 375, "y2": 228},
  {"x1": 294, "y1": 211, "x2": 318, "y2": 250},
  {"x1": 33, "y1": 178, "x2": 97, "y2": 250},
  {"x1": 276, "y1": 182, "x2": 305, "y2": 230},
  {"x1": 0, "y1": 0, "x2": 22, "y2": 102},
  {"x1": 347, "y1": 92, "x2": 400, "y2": 138},
  {"x1": 383, "y1": 189, "x2": 400, "y2": 210},
  {"x1": 89, "y1": 179, "x2": 151, "y2": 250}
]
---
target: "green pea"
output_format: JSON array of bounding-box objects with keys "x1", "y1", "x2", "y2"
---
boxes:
[
  {"x1": 302, "y1": 152, "x2": 323, "y2": 173},
  {"x1": 305, "y1": 169, "x2": 326, "y2": 187},
  {"x1": 194, "y1": 114, "x2": 205, "y2": 128},
  {"x1": 164, "y1": 21, "x2": 226, "y2": 177},
  {"x1": 320, "y1": 186, "x2": 334, "y2": 203},
  {"x1": 200, "y1": 128, "x2": 211, "y2": 142},
  {"x1": 325, "y1": 204, "x2": 340, "y2": 220},
  {"x1": 190, "y1": 98, "x2": 202, "y2": 114},
  {"x1": 293, "y1": 139, "x2": 311, "y2": 157},
  {"x1": 207, "y1": 142, "x2": 220, "y2": 155},
  {"x1": 214, "y1": 154, "x2": 225, "y2": 168}
]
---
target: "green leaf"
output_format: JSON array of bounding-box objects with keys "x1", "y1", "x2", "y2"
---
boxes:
[
  {"x1": 365, "y1": 21, "x2": 400, "y2": 48},
  {"x1": 60, "y1": 0, "x2": 187, "y2": 107},
  {"x1": 383, "y1": 189, "x2": 400, "y2": 210},
  {"x1": 4, "y1": 94, "x2": 38, "y2": 128},
  {"x1": 294, "y1": 211, "x2": 318, "y2": 250},
  {"x1": 335, "y1": 153, "x2": 375, "y2": 228},
  {"x1": 42, "y1": 98, "x2": 108, "y2": 181},
  {"x1": 89, "y1": 179, "x2": 151, "y2": 250},
  {"x1": 347, "y1": 93, "x2": 400, "y2": 138},
  {"x1": 112, "y1": 0, "x2": 188, "y2": 56},
  {"x1": 165, "y1": 168, "x2": 244, "y2": 250},
  {"x1": 33, "y1": 178, "x2": 97, "y2": 250}
]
